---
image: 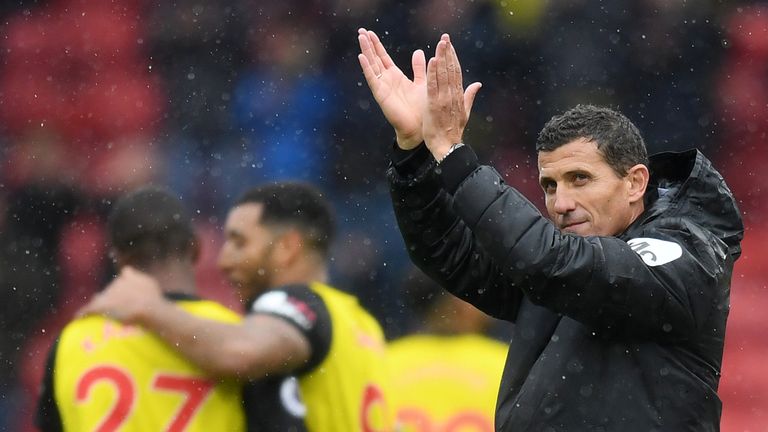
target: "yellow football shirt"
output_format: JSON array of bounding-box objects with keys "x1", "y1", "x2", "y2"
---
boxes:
[
  {"x1": 245, "y1": 282, "x2": 396, "y2": 431},
  {"x1": 388, "y1": 334, "x2": 508, "y2": 432},
  {"x1": 43, "y1": 297, "x2": 245, "y2": 431}
]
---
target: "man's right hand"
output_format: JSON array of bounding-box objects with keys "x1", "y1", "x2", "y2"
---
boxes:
[{"x1": 357, "y1": 28, "x2": 427, "y2": 150}]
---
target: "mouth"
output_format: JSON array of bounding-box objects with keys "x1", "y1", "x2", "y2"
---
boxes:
[
  {"x1": 222, "y1": 272, "x2": 243, "y2": 287},
  {"x1": 561, "y1": 221, "x2": 587, "y2": 232}
]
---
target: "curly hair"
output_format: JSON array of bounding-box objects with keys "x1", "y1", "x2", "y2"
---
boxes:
[{"x1": 108, "y1": 186, "x2": 196, "y2": 268}]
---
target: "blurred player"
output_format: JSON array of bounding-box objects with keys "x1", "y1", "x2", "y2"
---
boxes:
[
  {"x1": 389, "y1": 268, "x2": 507, "y2": 432},
  {"x1": 80, "y1": 181, "x2": 395, "y2": 431},
  {"x1": 36, "y1": 186, "x2": 246, "y2": 431}
]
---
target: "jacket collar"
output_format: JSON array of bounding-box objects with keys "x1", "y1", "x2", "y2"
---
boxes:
[{"x1": 632, "y1": 149, "x2": 744, "y2": 258}]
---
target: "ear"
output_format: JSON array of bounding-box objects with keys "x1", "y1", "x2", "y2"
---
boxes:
[
  {"x1": 271, "y1": 229, "x2": 304, "y2": 268},
  {"x1": 626, "y1": 164, "x2": 650, "y2": 204}
]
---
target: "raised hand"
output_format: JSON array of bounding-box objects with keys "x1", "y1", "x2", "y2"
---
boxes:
[
  {"x1": 357, "y1": 28, "x2": 427, "y2": 150},
  {"x1": 423, "y1": 34, "x2": 482, "y2": 161}
]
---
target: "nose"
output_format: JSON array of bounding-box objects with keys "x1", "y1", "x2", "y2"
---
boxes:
[
  {"x1": 552, "y1": 187, "x2": 577, "y2": 215},
  {"x1": 217, "y1": 244, "x2": 233, "y2": 272}
]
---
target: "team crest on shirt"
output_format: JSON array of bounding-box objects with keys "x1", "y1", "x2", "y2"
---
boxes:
[
  {"x1": 627, "y1": 237, "x2": 683, "y2": 267},
  {"x1": 252, "y1": 291, "x2": 316, "y2": 330}
]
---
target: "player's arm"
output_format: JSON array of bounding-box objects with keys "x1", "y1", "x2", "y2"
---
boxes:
[
  {"x1": 79, "y1": 268, "x2": 311, "y2": 380},
  {"x1": 143, "y1": 304, "x2": 310, "y2": 380}
]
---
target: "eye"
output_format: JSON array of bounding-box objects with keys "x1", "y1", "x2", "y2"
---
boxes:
[
  {"x1": 224, "y1": 234, "x2": 245, "y2": 249},
  {"x1": 542, "y1": 181, "x2": 556, "y2": 194},
  {"x1": 573, "y1": 173, "x2": 589, "y2": 185}
]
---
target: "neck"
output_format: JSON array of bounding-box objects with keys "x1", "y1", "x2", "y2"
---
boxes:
[
  {"x1": 271, "y1": 255, "x2": 329, "y2": 288},
  {"x1": 139, "y1": 259, "x2": 197, "y2": 296},
  {"x1": 625, "y1": 201, "x2": 646, "y2": 232},
  {"x1": 423, "y1": 298, "x2": 488, "y2": 335},
  {"x1": 424, "y1": 314, "x2": 472, "y2": 335}
]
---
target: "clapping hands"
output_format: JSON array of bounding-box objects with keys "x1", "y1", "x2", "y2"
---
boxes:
[{"x1": 357, "y1": 29, "x2": 481, "y2": 160}]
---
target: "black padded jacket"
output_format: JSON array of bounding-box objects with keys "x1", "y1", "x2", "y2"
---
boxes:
[{"x1": 388, "y1": 143, "x2": 743, "y2": 431}]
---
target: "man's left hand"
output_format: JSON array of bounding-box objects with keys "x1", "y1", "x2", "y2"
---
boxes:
[{"x1": 423, "y1": 34, "x2": 482, "y2": 161}]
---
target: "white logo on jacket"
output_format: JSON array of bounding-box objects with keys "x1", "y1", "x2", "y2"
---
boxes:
[{"x1": 627, "y1": 238, "x2": 683, "y2": 266}]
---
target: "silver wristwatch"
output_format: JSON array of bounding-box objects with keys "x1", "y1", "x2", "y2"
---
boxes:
[{"x1": 437, "y1": 142, "x2": 465, "y2": 164}]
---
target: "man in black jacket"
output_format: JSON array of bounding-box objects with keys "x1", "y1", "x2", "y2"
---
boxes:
[{"x1": 357, "y1": 29, "x2": 744, "y2": 431}]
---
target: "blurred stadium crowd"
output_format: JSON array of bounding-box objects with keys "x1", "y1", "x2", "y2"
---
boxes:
[{"x1": 0, "y1": 0, "x2": 766, "y2": 430}]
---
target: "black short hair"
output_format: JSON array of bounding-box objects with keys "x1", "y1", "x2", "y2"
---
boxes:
[
  {"x1": 108, "y1": 186, "x2": 196, "y2": 268},
  {"x1": 236, "y1": 182, "x2": 335, "y2": 257},
  {"x1": 536, "y1": 104, "x2": 649, "y2": 176}
]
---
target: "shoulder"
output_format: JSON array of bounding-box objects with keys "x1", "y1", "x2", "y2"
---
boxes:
[
  {"x1": 629, "y1": 217, "x2": 729, "y2": 270},
  {"x1": 176, "y1": 298, "x2": 242, "y2": 323},
  {"x1": 249, "y1": 284, "x2": 328, "y2": 332},
  {"x1": 250, "y1": 284, "x2": 333, "y2": 374},
  {"x1": 390, "y1": 334, "x2": 506, "y2": 354},
  {"x1": 59, "y1": 315, "x2": 109, "y2": 339}
]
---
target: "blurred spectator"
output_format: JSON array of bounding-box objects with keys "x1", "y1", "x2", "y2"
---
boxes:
[
  {"x1": 714, "y1": 6, "x2": 768, "y2": 431},
  {"x1": 231, "y1": 7, "x2": 341, "y2": 183},
  {"x1": 0, "y1": 1, "x2": 163, "y2": 168},
  {"x1": 145, "y1": 0, "x2": 248, "y2": 144},
  {"x1": 623, "y1": 0, "x2": 724, "y2": 154},
  {"x1": 0, "y1": 187, "x2": 77, "y2": 430},
  {"x1": 716, "y1": 4, "x2": 768, "y2": 223},
  {"x1": 537, "y1": 0, "x2": 633, "y2": 114}
]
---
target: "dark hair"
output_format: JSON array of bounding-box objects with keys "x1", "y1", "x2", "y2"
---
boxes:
[
  {"x1": 108, "y1": 186, "x2": 196, "y2": 268},
  {"x1": 536, "y1": 104, "x2": 649, "y2": 176},
  {"x1": 402, "y1": 267, "x2": 446, "y2": 318},
  {"x1": 236, "y1": 182, "x2": 335, "y2": 256}
]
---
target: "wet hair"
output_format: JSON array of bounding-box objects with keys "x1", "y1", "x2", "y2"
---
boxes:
[
  {"x1": 536, "y1": 104, "x2": 649, "y2": 177},
  {"x1": 108, "y1": 186, "x2": 196, "y2": 268},
  {"x1": 236, "y1": 182, "x2": 335, "y2": 257}
]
